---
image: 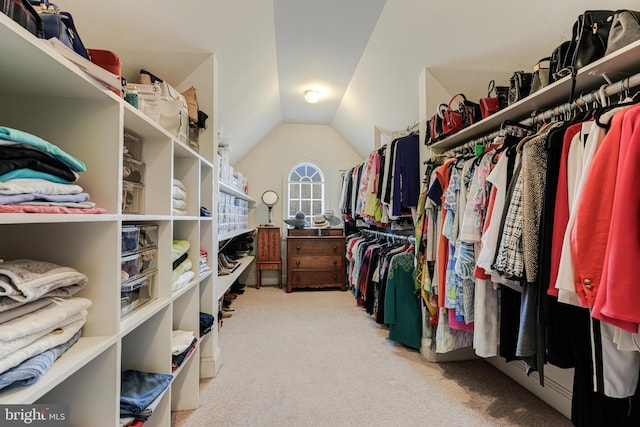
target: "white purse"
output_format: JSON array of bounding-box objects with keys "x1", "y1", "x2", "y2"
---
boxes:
[{"x1": 159, "y1": 99, "x2": 183, "y2": 137}]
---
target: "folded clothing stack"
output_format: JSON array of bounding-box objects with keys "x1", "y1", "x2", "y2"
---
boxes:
[
  {"x1": 0, "y1": 259, "x2": 90, "y2": 390},
  {"x1": 172, "y1": 178, "x2": 187, "y2": 216},
  {"x1": 171, "y1": 330, "x2": 197, "y2": 371},
  {"x1": 199, "y1": 312, "x2": 215, "y2": 336},
  {"x1": 120, "y1": 369, "x2": 172, "y2": 423},
  {"x1": 0, "y1": 126, "x2": 104, "y2": 214},
  {"x1": 171, "y1": 240, "x2": 194, "y2": 292},
  {"x1": 199, "y1": 249, "x2": 211, "y2": 276}
]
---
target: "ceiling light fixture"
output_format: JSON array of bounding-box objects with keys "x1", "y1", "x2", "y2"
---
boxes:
[{"x1": 304, "y1": 89, "x2": 320, "y2": 104}]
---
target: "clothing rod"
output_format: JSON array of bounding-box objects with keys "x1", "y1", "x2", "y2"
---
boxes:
[
  {"x1": 431, "y1": 71, "x2": 640, "y2": 160},
  {"x1": 360, "y1": 228, "x2": 415, "y2": 242}
]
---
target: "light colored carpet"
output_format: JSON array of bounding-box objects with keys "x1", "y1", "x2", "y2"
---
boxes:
[{"x1": 172, "y1": 286, "x2": 572, "y2": 427}]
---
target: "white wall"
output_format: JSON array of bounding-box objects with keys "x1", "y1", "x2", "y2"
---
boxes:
[{"x1": 234, "y1": 123, "x2": 363, "y2": 285}]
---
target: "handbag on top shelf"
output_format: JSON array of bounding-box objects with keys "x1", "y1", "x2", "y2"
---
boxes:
[
  {"x1": 507, "y1": 71, "x2": 533, "y2": 106},
  {"x1": 425, "y1": 103, "x2": 447, "y2": 145},
  {"x1": 1, "y1": 0, "x2": 43, "y2": 38},
  {"x1": 28, "y1": 0, "x2": 90, "y2": 60}
]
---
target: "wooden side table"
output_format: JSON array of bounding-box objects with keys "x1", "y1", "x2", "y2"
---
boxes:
[{"x1": 256, "y1": 226, "x2": 282, "y2": 289}]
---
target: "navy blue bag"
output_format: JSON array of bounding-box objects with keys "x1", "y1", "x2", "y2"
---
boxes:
[{"x1": 28, "y1": 0, "x2": 90, "y2": 60}]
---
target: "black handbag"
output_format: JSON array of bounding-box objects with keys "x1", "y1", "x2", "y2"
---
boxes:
[
  {"x1": 550, "y1": 41, "x2": 571, "y2": 83},
  {"x1": 529, "y1": 57, "x2": 551, "y2": 95},
  {"x1": 459, "y1": 97, "x2": 482, "y2": 127},
  {"x1": 605, "y1": 10, "x2": 640, "y2": 56},
  {"x1": 508, "y1": 71, "x2": 533, "y2": 106},
  {"x1": 571, "y1": 10, "x2": 614, "y2": 70}
]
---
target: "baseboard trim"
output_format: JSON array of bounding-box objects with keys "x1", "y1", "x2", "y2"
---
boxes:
[
  {"x1": 200, "y1": 347, "x2": 222, "y2": 378},
  {"x1": 486, "y1": 357, "x2": 573, "y2": 419}
]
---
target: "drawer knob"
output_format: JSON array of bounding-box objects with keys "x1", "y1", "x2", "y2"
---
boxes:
[
  {"x1": 296, "y1": 260, "x2": 300, "y2": 265},
  {"x1": 333, "y1": 260, "x2": 337, "y2": 265},
  {"x1": 333, "y1": 273, "x2": 337, "y2": 280},
  {"x1": 296, "y1": 245, "x2": 300, "y2": 250},
  {"x1": 333, "y1": 245, "x2": 337, "y2": 250},
  {"x1": 296, "y1": 275, "x2": 300, "y2": 281}
]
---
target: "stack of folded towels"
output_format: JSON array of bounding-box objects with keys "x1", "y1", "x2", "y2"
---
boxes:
[
  {"x1": 0, "y1": 259, "x2": 90, "y2": 391},
  {"x1": 0, "y1": 126, "x2": 104, "y2": 214},
  {"x1": 172, "y1": 178, "x2": 187, "y2": 216}
]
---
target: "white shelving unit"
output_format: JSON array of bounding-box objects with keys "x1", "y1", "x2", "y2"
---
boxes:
[
  {"x1": 216, "y1": 255, "x2": 256, "y2": 300},
  {"x1": 217, "y1": 181, "x2": 255, "y2": 243},
  {"x1": 215, "y1": 174, "x2": 256, "y2": 322},
  {"x1": 0, "y1": 13, "x2": 221, "y2": 426},
  {"x1": 417, "y1": 38, "x2": 640, "y2": 420}
]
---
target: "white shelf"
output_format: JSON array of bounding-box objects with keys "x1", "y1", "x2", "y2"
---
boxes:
[
  {"x1": 218, "y1": 227, "x2": 255, "y2": 242},
  {"x1": 171, "y1": 341, "x2": 198, "y2": 379},
  {"x1": 0, "y1": 214, "x2": 119, "y2": 225},
  {"x1": 0, "y1": 14, "x2": 112, "y2": 100},
  {"x1": 428, "y1": 38, "x2": 640, "y2": 152},
  {"x1": 0, "y1": 336, "x2": 117, "y2": 404},
  {"x1": 218, "y1": 181, "x2": 255, "y2": 203},
  {"x1": 199, "y1": 269, "x2": 214, "y2": 281},
  {"x1": 172, "y1": 277, "x2": 201, "y2": 300},
  {"x1": 216, "y1": 255, "x2": 255, "y2": 300}
]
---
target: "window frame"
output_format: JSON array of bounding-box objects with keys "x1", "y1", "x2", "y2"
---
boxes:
[{"x1": 286, "y1": 161, "x2": 325, "y2": 223}]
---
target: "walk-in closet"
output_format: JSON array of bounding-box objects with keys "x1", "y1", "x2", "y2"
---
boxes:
[{"x1": 1, "y1": 1, "x2": 640, "y2": 426}]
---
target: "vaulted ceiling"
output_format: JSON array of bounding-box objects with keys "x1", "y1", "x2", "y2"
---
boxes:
[{"x1": 63, "y1": 0, "x2": 639, "y2": 164}]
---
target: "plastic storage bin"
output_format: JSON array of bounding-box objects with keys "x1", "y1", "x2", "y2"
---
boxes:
[
  {"x1": 122, "y1": 181, "x2": 144, "y2": 214},
  {"x1": 123, "y1": 131, "x2": 142, "y2": 161},
  {"x1": 121, "y1": 225, "x2": 140, "y2": 254},
  {"x1": 123, "y1": 157, "x2": 145, "y2": 184},
  {"x1": 120, "y1": 273, "x2": 155, "y2": 317},
  {"x1": 121, "y1": 252, "x2": 142, "y2": 283},
  {"x1": 139, "y1": 247, "x2": 158, "y2": 275},
  {"x1": 138, "y1": 224, "x2": 158, "y2": 249}
]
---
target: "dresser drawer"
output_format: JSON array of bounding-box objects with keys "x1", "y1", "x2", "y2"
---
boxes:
[
  {"x1": 288, "y1": 270, "x2": 344, "y2": 286},
  {"x1": 288, "y1": 239, "x2": 344, "y2": 255},
  {"x1": 289, "y1": 255, "x2": 343, "y2": 270}
]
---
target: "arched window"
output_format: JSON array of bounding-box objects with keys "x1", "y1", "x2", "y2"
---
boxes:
[{"x1": 287, "y1": 162, "x2": 325, "y2": 222}]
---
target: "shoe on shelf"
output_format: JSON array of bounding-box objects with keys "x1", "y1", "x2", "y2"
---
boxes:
[
  {"x1": 218, "y1": 261, "x2": 231, "y2": 276},
  {"x1": 223, "y1": 254, "x2": 238, "y2": 265},
  {"x1": 219, "y1": 253, "x2": 236, "y2": 269}
]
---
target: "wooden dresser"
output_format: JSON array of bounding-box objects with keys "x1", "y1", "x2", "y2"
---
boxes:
[
  {"x1": 256, "y1": 226, "x2": 282, "y2": 289},
  {"x1": 286, "y1": 229, "x2": 346, "y2": 293}
]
